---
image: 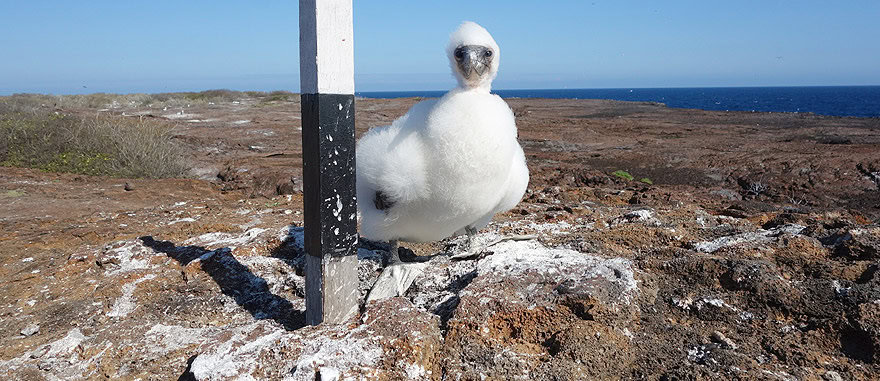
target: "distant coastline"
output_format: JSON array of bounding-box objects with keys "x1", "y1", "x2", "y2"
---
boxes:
[{"x1": 357, "y1": 86, "x2": 880, "y2": 118}]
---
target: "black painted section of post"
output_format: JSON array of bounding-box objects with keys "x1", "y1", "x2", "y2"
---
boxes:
[
  {"x1": 301, "y1": 93, "x2": 358, "y2": 255},
  {"x1": 301, "y1": 93, "x2": 358, "y2": 325}
]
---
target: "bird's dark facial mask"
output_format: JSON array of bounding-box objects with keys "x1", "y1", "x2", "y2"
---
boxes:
[{"x1": 454, "y1": 45, "x2": 493, "y2": 80}]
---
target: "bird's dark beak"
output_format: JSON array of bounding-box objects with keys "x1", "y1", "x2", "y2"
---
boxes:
[{"x1": 454, "y1": 45, "x2": 492, "y2": 80}]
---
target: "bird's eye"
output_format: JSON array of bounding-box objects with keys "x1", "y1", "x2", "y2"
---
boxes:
[
  {"x1": 454, "y1": 49, "x2": 464, "y2": 60},
  {"x1": 485, "y1": 50, "x2": 493, "y2": 57}
]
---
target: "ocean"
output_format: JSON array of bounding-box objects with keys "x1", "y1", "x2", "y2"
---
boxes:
[{"x1": 357, "y1": 86, "x2": 880, "y2": 118}]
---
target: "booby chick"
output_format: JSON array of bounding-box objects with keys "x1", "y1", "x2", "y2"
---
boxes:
[{"x1": 357, "y1": 21, "x2": 529, "y2": 301}]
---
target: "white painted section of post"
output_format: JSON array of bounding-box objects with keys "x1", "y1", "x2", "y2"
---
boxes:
[{"x1": 299, "y1": 0, "x2": 354, "y2": 95}]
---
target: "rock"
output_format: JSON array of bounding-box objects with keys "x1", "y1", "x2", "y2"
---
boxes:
[
  {"x1": 276, "y1": 176, "x2": 302, "y2": 195},
  {"x1": 855, "y1": 300, "x2": 880, "y2": 364},
  {"x1": 20, "y1": 323, "x2": 40, "y2": 337},
  {"x1": 762, "y1": 213, "x2": 805, "y2": 229},
  {"x1": 612, "y1": 209, "x2": 662, "y2": 227},
  {"x1": 720, "y1": 201, "x2": 778, "y2": 218},
  {"x1": 720, "y1": 260, "x2": 801, "y2": 312},
  {"x1": 824, "y1": 370, "x2": 844, "y2": 381},
  {"x1": 710, "y1": 188, "x2": 743, "y2": 201},
  {"x1": 189, "y1": 298, "x2": 442, "y2": 381},
  {"x1": 439, "y1": 238, "x2": 639, "y2": 379},
  {"x1": 692, "y1": 224, "x2": 805, "y2": 253},
  {"x1": 831, "y1": 226, "x2": 880, "y2": 260},
  {"x1": 571, "y1": 169, "x2": 613, "y2": 187},
  {"x1": 710, "y1": 330, "x2": 737, "y2": 350},
  {"x1": 216, "y1": 164, "x2": 240, "y2": 183},
  {"x1": 29, "y1": 345, "x2": 49, "y2": 359},
  {"x1": 46, "y1": 328, "x2": 88, "y2": 357},
  {"x1": 544, "y1": 321, "x2": 633, "y2": 378},
  {"x1": 217, "y1": 165, "x2": 303, "y2": 197}
]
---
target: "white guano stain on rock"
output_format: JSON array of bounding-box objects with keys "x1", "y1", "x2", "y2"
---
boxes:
[
  {"x1": 401, "y1": 361, "x2": 427, "y2": 379},
  {"x1": 169, "y1": 217, "x2": 197, "y2": 225},
  {"x1": 144, "y1": 324, "x2": 217, "y2": 354},
  {"x1": 693, "y1": 224, "x2": 805, "y2": 253},
  {"x1": 4, "y1": 328, "x2": 85, "y2": 371},
  {"x1": 46, "y1": 328, "x2": 89, "y2": 357},
  {"x1": 191, "y1": 322, "x2": 285, "y2": 380},
  {"x1": 101, "y1": 241, "x2": 162, "y2": 276},
  {"x1": 289, "y1": 325, "x2": 383, "y2": 381},
  {"x1": 107, "y1": 274, "x2": 156, "y2": 317},
  {"x1": 612, "y1": 209, "x2": 662, "y2": 227},
  {"x1": 185, "y1": 228, "x2": 268, "y2": 249},
  {"x1": 475, "y1": 239, "x2": 639, "y2": 303}
]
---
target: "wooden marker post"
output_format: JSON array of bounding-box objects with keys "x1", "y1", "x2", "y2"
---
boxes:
[{"x1": 299, "y1": 0, "x2": 358, "y2": 325}]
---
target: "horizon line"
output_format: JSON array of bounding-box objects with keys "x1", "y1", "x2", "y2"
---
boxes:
[
  {"x1": 3, "y1": 83, "x2": 880, "y2": 97},
  {"x1": 360, "y1": 84, "x2": 880, "y2": 93}
]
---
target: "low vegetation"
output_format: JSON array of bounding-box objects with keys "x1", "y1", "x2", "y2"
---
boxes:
[
  {"x1": 0, "y1": 89, "x2": 297, "y2": 178},
  {"x1": 610, "y1": 170, "x2": 653, "y2": 184},
  {"x1": 257, "y1": 90, "x2": 298, "y2": 103},
  {"x1": 1, "y1": 89, "x2": 298, "y2": 111},
  {"x1": 611, "y1": 169, "x2": 634, "y2": 181},
  {"x1": 0, "y1": 101, "x2": 188, "y2": 178}
]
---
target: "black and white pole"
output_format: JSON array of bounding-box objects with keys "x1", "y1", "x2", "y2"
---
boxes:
[{"x1": 299, "y1": 0, "x2": 358, "y2": 325}]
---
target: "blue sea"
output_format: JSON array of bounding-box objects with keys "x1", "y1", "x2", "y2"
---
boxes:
[{"x1": 357, "y1": 86, "x2": 880, "y2": 118}]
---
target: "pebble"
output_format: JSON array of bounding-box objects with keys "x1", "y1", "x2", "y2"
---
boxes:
[
  {"x1": 21, "y1": 323, "x2": 40, "y2": 337},
  {"x1": 823, "y1": 370, "x2": 843, "y2": 381},
  {"x1": 710, "y1": 330, "x2": 737, "y2": 350}
]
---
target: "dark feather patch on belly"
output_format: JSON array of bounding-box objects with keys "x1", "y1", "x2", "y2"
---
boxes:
[{"x1": 374, "y1": 191, "x2": 395, "y2": 211}]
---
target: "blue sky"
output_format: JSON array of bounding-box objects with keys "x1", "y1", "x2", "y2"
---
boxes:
[{"x1": 1, "y1": 1, "x2": 878, "y2": 94}]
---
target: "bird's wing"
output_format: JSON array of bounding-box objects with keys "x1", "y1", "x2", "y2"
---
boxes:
[
  {"x1": 356, "y1": 100, "x2": 438, "y2": 212},
  {"x1": 494, "y1": 143, "x2": 529, "y2": 214},
  {"x1": 458, "y1": 142, "x2": 528, "y2": 236}
]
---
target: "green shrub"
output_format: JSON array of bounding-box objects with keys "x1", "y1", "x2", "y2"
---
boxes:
[{"x1": 611, "y1": 170, "x2": 634, "y2": 181}]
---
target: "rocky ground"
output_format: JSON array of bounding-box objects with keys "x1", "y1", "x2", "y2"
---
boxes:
[{"x1": 1, "y1": 95, "x2": 879, "y2": 380}]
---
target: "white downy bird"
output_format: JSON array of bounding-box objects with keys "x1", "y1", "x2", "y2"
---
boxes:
[{"x1": 357, "y1": 21, "x2": 529, "y2": 301}]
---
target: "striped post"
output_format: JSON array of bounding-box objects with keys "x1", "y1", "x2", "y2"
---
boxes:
[{"x1": 299, "y1": 0, "x2": 358, "y2": 325}]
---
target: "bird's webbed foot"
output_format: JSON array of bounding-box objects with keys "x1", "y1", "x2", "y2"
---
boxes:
[
  {"x1": 366, "y1": 240, "x2": 427, "y2": 303},
  {"x1": 450, "y1": 225, "x2": 482, "y2": 260}
]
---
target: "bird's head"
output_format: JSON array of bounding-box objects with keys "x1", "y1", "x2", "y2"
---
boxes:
[{"x1": 447, "y1": 21, "x2": 500, "y2": 91}]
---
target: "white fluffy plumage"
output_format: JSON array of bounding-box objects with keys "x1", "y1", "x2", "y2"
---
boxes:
[{"x1": 356, "y1": 21, "x2": 529, "y2": 243}]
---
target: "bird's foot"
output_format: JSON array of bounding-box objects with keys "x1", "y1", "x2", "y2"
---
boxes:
[
  {"x1": 387, "y1": 245, "x2": 434, "y2": 265},
  {"x1": 367, "y1": 240, "x2": 428, "y2": 302},
  {"x1": 449, "y1": 247, "x2": 487, "y2": 260},
  {"x1": 366, "y1": 261, "x2": 427, "y2": 303},
  {"x1": 450, "y1": 234, "x2": 538, "y2": 260}
]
